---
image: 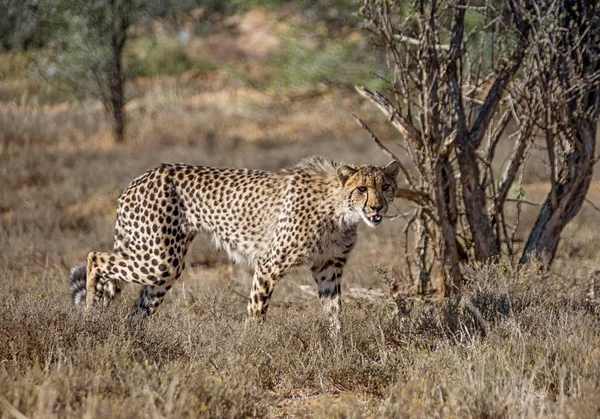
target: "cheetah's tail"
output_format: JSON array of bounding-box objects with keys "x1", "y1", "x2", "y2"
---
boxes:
[{"x1": 69, "y1": 265, "x2": 87, "y2": 310}]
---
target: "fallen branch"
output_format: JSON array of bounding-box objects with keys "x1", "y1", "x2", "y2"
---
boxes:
[{"x1": 459, "y1": 297, "x2": 490, "y2": 337}]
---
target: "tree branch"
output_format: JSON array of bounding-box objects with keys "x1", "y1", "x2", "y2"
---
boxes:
[
  {"x1": 493, "y1": 108, "x2": 536, "y2": 217},
  {"x1": 354, "y1": 86, "x2": 422, "y2": 147},
  {"x1": 447, "y1": 0, "x2": 467, "y2": 150},
  {"x1": 467, "y1": 0, "x2": 533, "y2": 148}
]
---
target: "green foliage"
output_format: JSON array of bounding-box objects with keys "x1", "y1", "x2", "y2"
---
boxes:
[
  {"x1": 228, "y1": 0, "x2": 290, "y2": 12},
  {"x1": 154, "y1": 0, "x2": 235, "y2": 15},
  {"x1": 25, "y1": 0, "x2": 221, "y2": 111},
  {"x1": 300, "y1": 0, "x2": 362, "y2": 29},
  {"x1": 0, "y1": 0, "x2": 53, "y2": 51},
  {"x1": 265, "y1": 37, "x2": 388, "y2": 91},
  {"x1": 35, "y1": 8, "x2": 112, "y2": 100},
  {"x1": 124, "y1": 36, "x2": 216, "y2": 78},
  {"x1": 0, "y1": 50, "x2": 32, "y2": 80},
  {"x1": 230, "y1": 0, "x2": 361, "y2": 29}
]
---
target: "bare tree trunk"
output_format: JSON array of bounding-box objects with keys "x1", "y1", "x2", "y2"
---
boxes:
[
  {"x1": 456, "y1": 146, "x2": 500, "y2": 261},
  {"x1": 99, "y1": 0, "x2": 130, "y2": 144},
  {"x1": 108, "y1": 33, "x2": 125, "y2": 143},
  {"x1": 521, "y1": 0, "x2": 599, "y2": 264},
  {"x1": 433, "y1": 158, "x2": 462, "y2": 296},
  {"x1": 415, "y1": 216, "x2": 430, "y2": 294},
  {"x1": 521, "y1": 121, "x2": 597, "y2": 264}
]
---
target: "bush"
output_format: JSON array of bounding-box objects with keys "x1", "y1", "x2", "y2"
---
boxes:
[
  {"x1": 124, "y1": 36, "x2": 216, "y2": 78},
  {"x1": 265, "y1": 36, "x2": 388, "y2": 91},
  {"x1": 0, "y1": 51, "x2": 32, "y2": 80}
]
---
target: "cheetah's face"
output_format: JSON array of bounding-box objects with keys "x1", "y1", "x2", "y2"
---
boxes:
[{"x1": 337, "y1": 161, "x2": 400, "y2": 227}]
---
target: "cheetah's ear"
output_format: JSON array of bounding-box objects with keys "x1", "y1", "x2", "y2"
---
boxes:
[
  {"x1": 336, "y1": 165, "x2": 357, "y2": 184},
  {"x1": 384, "y1": 161, "x2": 401, "y2": 178}
]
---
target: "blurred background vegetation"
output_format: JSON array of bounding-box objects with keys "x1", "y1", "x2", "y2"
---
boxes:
[
  {"x1": 0, "y1": 0, "x2": 379, "y2": 96},
  {"x1": 1, "y1": 1, "x2": 600, "y2": 417},
  {"x1": 0, "y1": 0, "x2": 390, "y2": 143},
  {"x1": 0, "y1": 0, "x2": 513, "y2": 140}
]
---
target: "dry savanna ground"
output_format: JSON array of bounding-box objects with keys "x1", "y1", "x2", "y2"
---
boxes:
[{"x1": 2, "y1": 7, "x2": 600, "y2": 419}]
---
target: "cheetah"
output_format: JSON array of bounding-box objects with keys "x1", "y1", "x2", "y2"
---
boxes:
[{"x1": 69, "y1": 156, "x2": 400, "y2": 328}]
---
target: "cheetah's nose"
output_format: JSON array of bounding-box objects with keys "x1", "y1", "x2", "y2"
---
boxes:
[{"x1": 370, "y1": 204, "x2": 383, "y2": 212}]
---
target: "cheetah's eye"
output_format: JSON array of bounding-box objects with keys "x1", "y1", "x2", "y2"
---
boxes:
[
  {"x1": 382, "y1": 184, "x2": 390, "y2": 191},
  {"x1": 357, "y1": 186, "x2": 367, "y2": 193}
]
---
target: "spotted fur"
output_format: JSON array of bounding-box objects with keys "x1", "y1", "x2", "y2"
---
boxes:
[{"x1": 70, "y1": 155, "x2": 399, "y2": 328}]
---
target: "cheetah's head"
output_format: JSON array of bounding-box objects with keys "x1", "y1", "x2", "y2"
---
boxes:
[{"x1": 337, "y1": 161, "x2": 400, "y2": 227}]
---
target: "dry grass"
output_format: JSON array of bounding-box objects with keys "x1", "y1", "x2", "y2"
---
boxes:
[
  {"x1": 1, "y1": 247, "x2": 599, "y2": 417},
  {"x1": 2, "y1": 84, "x2": 600, "y2": 417},
  {"x1": 2, "y1": 9, "x2": 600, "y2": 417}
]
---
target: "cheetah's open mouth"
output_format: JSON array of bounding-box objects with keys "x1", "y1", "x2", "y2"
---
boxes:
[{"x1": 368, "y1": 214, "x2": 383, "y2": 224}]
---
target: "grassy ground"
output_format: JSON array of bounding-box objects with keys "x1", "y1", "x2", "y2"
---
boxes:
[{"x1": 2, "y1": 7, "x2": 600, "y2": 418}]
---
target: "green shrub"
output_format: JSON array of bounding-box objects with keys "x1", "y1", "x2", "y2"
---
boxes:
[
  {"x1": 124, "y1": 36, "x2": 216, "y2": 78},
  {"x1": 0, "y1": 51, "x2": 32, "y2": 80},
  {"x1": 266, "y1": 36, "x2": 389, "y2": 91}
]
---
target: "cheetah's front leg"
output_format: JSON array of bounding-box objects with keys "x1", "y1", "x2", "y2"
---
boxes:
[
  {"x1": 248, "y1": 261, "x2": 285, "y2": 320},
  {"x1": 311, "y1": 257, "x2": 346, "y2": 332}
]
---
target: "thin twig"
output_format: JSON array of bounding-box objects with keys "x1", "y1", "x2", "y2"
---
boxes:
[
  {"x1": 504, "y1": 198, "x2": 542, "y2": 206},
  {"x1": 585, "y1": 197, "x2": 600, "y2": 214},
  {"x1": 384, "y1": 210, "x2": 419, "y2": 221},
  {"x1": 393, "y1": 34, "x2": 450, "y2": 51},
  {"x1": 351, "y1": 113, "x2": 413, "y2": 183}
]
